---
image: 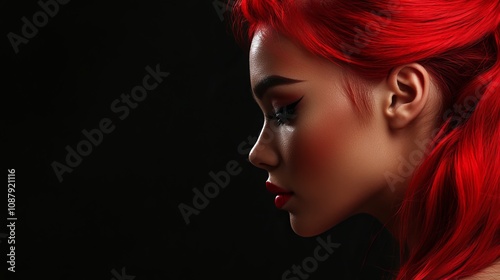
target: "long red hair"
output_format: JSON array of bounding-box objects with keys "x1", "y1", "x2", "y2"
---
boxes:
[{"x1": 230, "y1": 0, "x2": 500, "y2": 279}]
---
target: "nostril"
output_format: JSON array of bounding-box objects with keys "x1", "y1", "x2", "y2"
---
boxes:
[
  {"x1": 248, "y1": 131, "x2": 279, "y2": 169},
  {"x1": 248, "y1": 149, "x2": 264, "y2": 168}
]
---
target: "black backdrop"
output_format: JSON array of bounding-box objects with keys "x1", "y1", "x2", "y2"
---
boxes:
[{"x1": 3, "y1": 1, "x2": 399, "y2": 279}]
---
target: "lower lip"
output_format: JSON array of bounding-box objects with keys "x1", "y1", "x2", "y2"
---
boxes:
[{"x1": 274, "y1": 193, "x2": 293, "y2": 209}]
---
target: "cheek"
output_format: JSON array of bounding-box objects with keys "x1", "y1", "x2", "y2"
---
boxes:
[
  {"x1": 288, "y1": 104, "x2": 391, "y2": 201},
  {"x1": 292, "y1": 125, "x2": 336, "y2": 177},
  {"x1": 290, "y1": 105, "x2": 356, "y2": 181}
]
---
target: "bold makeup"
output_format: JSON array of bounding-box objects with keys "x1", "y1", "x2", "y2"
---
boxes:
[{"x1": 265, "y1": 181, "x2": 294, "y2": 209}]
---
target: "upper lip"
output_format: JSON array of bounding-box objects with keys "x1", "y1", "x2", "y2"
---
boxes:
[{"x1": 266, "y1": 181, "x2": 293, "y2": 194}]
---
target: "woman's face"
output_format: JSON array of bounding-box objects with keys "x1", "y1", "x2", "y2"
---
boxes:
[{"x1": 248, "y1": 27, "x2": 402, "y2": 237}]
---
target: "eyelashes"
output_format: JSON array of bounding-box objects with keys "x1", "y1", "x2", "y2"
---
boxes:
[{"x1": 265, "y1": 96, "x2": 304, "y2": 126}]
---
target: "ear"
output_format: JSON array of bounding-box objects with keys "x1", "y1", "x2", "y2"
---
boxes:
[{"x1": 383, "y1": 63, "x2": 430, "y2": 129}]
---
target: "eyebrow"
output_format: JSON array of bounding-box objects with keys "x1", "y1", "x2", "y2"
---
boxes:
[{"x1": 252, "y1": 75, "x2": 304, "y2": 100}]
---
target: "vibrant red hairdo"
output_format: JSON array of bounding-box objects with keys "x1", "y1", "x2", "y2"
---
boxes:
[{"x1": 230, "y1": 0, "x2": 500, "y2": 279}]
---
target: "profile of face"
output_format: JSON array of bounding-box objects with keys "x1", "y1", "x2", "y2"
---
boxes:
[{"x1": 248, "y1": 26, "x2": 439, "y2": 237}]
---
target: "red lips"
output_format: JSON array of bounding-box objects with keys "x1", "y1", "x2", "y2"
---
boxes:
[{"x1": 266, "y1": 181, "x2": 294, "y2": 209}]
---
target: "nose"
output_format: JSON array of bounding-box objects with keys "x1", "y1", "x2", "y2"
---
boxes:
[{"x1": 248, "y1": 125, "x2": 280, "y2": 170}]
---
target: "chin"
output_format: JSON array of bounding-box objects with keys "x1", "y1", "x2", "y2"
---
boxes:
[
  {"x1": 289, "y1": 214, "x2": 335, "y2": 237},
  {"x1": 292, "y1": 228, "x2": 319, "y2": 238}
]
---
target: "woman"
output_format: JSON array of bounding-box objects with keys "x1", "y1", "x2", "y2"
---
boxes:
[{"x1": 230, "y1": 0, "x2": 500, "y2": 279}]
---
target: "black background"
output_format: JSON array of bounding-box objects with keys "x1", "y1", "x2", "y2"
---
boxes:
[{"x1": 3, "y1": 1, "x2": 398, "y2": 279}]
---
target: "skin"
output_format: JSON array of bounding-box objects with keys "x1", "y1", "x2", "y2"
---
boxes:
[
  {"x1": 462, "y1": 260, "x2": 500, "y2": 280},
  {"x1": 248, "y1": 26, "x2": 441, "y2": 238}
]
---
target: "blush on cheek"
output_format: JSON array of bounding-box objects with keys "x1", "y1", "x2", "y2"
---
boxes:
[{"x1": 291, "y1": 122, "x2": 339, "y2": 180}]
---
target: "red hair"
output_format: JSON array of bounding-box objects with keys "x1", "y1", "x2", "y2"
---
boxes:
[{"x1": 230, "y1": 0, "x2": 500, "y2": 279}]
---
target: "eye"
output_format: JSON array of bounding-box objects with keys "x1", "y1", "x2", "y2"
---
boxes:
[{"x1": 265, "y1": 96, "x2": 303, "y2": 126}]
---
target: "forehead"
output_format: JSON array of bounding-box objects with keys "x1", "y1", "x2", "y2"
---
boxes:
[
  {"x1": 248, "y1": 26, "x2": 337, "y2": 85},
  {"x1": 250, "y1": 27, "x2": 302, "y2": 78},
  {"x1": 249, "y1": 27, "x2": 301, "y2": 64}
]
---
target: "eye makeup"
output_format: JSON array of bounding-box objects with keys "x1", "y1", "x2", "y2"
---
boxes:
[{"x1": 265, "y1": 96, "x2": 304, "y2": 126}]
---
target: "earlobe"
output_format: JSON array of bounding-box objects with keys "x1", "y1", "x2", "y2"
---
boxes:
[{"x1": 384, "y1": 63, "x2": 430, "y2": 129}]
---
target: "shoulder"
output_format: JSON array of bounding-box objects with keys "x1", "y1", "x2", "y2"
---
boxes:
[{"x1": 461, "y1": 260, "x2": 500, "y2": 280}]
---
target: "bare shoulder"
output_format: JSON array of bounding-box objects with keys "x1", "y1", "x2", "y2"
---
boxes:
[{"x1": 461, "y1": 260, "x2": 500, "y2": 280}]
